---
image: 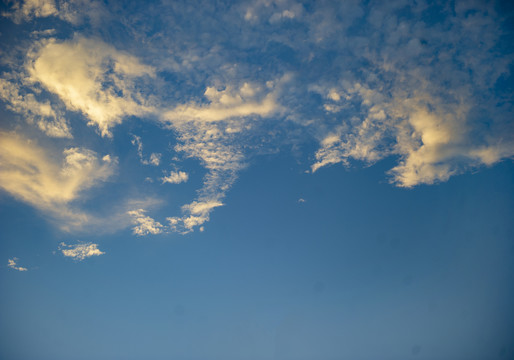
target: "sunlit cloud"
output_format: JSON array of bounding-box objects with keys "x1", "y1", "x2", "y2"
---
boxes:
[
  {"x1": 26, "y1": 36, "x2": 156, "y2": 137},
  {"x1": 59, "y1": 242, "x2": 105, "y2": 260},
  {"x1": 7, "y1": 257, "x2": 28, "y2": 271},
  {"x1": 0, "y1": 78, "x2": 72, "y2": 138},
  {"x1": 127, "y1": 209, "x2": 164, "y2": 236},
  {"x1": 161, "y1": 171, "x2": 188, "y2": 184},
  {"x1": 0, "y1": 131, "x2": 115, "y2": 230},
  {"x1": 131, "y1": 135, "x2": 161, "y2": 166},
  {"x1": 0, "y1": 0, "x2": 512, "y2": 236}
]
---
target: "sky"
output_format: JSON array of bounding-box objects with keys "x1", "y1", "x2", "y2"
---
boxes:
[{"x1": 0, "y1": 0, "x2": 513, "y2": 359}]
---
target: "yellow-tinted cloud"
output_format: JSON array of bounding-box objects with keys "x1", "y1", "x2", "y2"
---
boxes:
[
  {"x1": 0, "y1": 131, "x2": 115, "y2": 228},
  {"x1": 59, "y1": 242, "x2": 104, "y2": 260},
  {"x1": 27, "y1": 37, "x2": 156, "y2": 137}
]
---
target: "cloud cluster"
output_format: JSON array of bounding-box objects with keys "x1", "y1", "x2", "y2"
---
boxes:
[
  {"x1": 0, "y1": 0, "x2": 512, "y2": 238},
  {"x1": 59, "y1": 242, "x2": 104, "y2": 260},
  {"x1": 7, "y1": 258, "x2": 28, "y2": 271},
  {"x1": 309, "y1": 1, "x2": 514, "y2": 186}
]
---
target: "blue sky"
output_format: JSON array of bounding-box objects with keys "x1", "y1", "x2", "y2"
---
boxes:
[{"x1": 0, "y1": 0, "x2": 513, "y2": 359}]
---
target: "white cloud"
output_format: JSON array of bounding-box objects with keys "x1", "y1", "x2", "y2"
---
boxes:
[
  {"x1": 127, "y1": 209, "x2": 163, "y2": 236},
  {"x1": 59, "y1": 242, "x2": 104, "y2": 260},
  {"x1": 0, "y1": 131, "x2": 115, "y2": 229},
  {"x1": 7, "y1": 257, "x2": 28, "y2": 271},
  {"x1": 161, "y1": 170, "x2": 188, "y2": 184},
  {"x1": 26, "y1": 36, "x2": 156, "y2": 137}
]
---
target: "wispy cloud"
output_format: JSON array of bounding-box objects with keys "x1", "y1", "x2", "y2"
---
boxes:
[
  {"x1": 162, "y1": 80, "x2": 283, "y2": 233},
  {"x1": 59, "y1": 242, "x2": 104, "y2": 260},
  {"x1": 0, "y1": 77, "x2": 72, "y2": 138},
  {"x1": 131, "y1": 135, "x2": 161, "y2": 166},
  {"x1": 2, "y1": 0, "x2": 107, "y2": 25},
  {"x1": 7, "y1": 257, "x2": 28, "y2": 271},
  {"x1": 0, "y1": 131, "x2": 115, "y2": 230}
]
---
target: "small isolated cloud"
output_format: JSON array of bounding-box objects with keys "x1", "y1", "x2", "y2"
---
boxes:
[
  {"x1": 297, "y1": 198, "x2": 306, "y2": 203},
  {"x1": 127, "y1": 209, "x2": 163, "y2": 235},
  {"x1": 161, "y1": 170, "x2": 188, "y2": 184},
  {"x1": 7, "y1": 257, "x2": 28, "y2": 271},
  {"x1": 59, "y1": 242, "x2": 104, "y2": 261},
  {"x1": 131, "y1": 135, "x2": 161, "y2": 166}
]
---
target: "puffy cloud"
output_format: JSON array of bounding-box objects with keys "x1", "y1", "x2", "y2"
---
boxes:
[
  {"x1": 0, "y1": 131, "x2": 115, "y2": 228},
  {"x1": 59, "y1": 242, "x2": 104, "y2": 260},
  {"x1": 161, "y1": 171, "x2": 188, "y2": 184},
  {"x1": 7, "y1": 258, "x2": 28, "y2": 271},
  {"x1": 127, "y1": 209, "x2": 163, "y2": 236},
  {"x1": 26, "y1": 37, "x2": 156, "y2": 137}
]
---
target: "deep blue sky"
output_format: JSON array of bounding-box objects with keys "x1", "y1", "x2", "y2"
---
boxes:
[{"x1": 1, "y1": 1, "x2": 513, "y2": 359}]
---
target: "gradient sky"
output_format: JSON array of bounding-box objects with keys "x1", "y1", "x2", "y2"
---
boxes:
[{"x1": 1, "y1": 0, "x2": 513, "y2": 359}]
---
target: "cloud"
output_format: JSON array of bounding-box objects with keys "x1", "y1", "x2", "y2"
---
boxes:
[
  {"x1": 131, "y1": 135, "x2": 161, "y2": 166},
  {"x1": 127, "y1": 209, "x2": 163, "y2": 236},
  {"x1": 162, "y1": 80, "x2": 283, "y2": 233},
  {"x1": 309, "y1": 1, "x2": 514, "y2": 187},
  {"x1": 1, "y1": 0, "x2": 513, "y2": 238},
  {"x1": 59, "y1": 242, "x2": 104, "y2": 260},
  {"x1": 0, "y1": 131, "x2": 115, "y2": 229},
  {"x1": 0, "y1": 78, "x2": 72, "y2": 138},
  {"x1": 2, "y1": 0, "x2": 58, "y2": 23},
  {"x1": 2, "y1": 0, "x2": 107, "y2": 25},
  {"x1": 163, "y1": 82, "x2": 280, "y2": 124},
  {"x1": 26, "y1": 36, "x2": 156, "y2": 137},
  {"x1": 161, "y1": 171, "x2": 188, "y2": 184},
  {"x1": 7, "y1": 258, "x2": 28, "y2": 271}
]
